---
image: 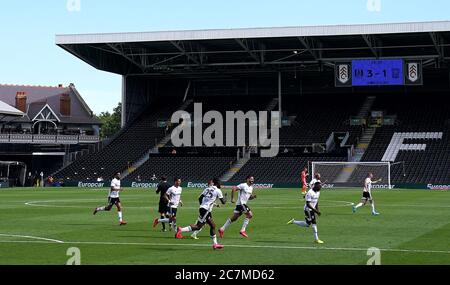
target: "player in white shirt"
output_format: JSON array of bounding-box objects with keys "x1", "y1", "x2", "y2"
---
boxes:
[
  {"x1": 287, "y1": 181, "x2": 324, "y2": 244},
  {"x1": 176, "y1": 178, "x2": 227, "y2": 250},
  {"x1": 93, "y1": 172, "x2": 127, "y2": 225},
  {"x1": 153, "y1": 178, "x2": 183, "y2": 231},
  {"x1": 352, "y1": 173, "x2": 382, "y2": 216},
  {"x1": 219, "y1": 175, "x2": 256, "y2": 239},
  {"x1": 309, "y1": 173, "x2": 322, "y2": 191},
  {"x1": 190, "y1": 179, "x2": 220, "y2": 240}
]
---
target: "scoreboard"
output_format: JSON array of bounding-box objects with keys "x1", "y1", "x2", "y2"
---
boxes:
[
  {"x1": 335, "y1": 59, "x2": 422, "y2": 87},
  {"x1": 352, "y1": 59, "x2": 404, "y2": 86}
]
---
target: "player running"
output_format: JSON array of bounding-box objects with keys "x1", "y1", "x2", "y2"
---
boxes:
[
  {"x1": 219, "y1": 175, "x2": 256, "y2": 239},
  {"x1": 155, "y1": 176, "x2": 171, "y2": 232},
  {"x1": 287, "y1": 181, "x2": 324, "y2": 244},
  {"x1": 175, "y1": 178, "x2": 227, "y2": 250},
  {"x1": 190, "y1": 179, "x2": 215, "y2": 240},
  {"x1": 300, "y1": 167, "x2": 309, "y2": 198},
  {"x1": 352, "y1": 173, "x2": 381, "y2": 216},
  {"x1": 153, "y1": 177, "x2": 183, "y2": 231},
  {"x1": 93, "y1": 172, "x2": 127, "y2": 226}
]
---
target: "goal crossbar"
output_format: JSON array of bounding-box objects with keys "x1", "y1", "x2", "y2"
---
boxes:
[{"x1": 310, "y1": 161, "x2": 392, "y2": 189}]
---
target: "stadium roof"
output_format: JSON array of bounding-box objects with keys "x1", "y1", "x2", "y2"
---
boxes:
[
  {"x1": 0, "y1": 100, "x2": 24, "y2": 117},
  {"x1": 56, "y1": 21, "x2": 450, "y2": 76}
]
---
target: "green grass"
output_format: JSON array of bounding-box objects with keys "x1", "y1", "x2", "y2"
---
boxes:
[{"x1": 0, "y1": 187, "x2": 449, "y2": 265}]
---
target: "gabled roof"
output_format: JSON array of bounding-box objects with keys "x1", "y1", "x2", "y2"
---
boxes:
[
  {"x1": 0, "y1": 84, "x2": 100, "y2": 125},
  {"x1": 31, "y1": 103, "x2": 61, "y2": 122}
]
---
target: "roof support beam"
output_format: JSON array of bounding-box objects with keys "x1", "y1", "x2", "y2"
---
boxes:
[
  {"x1": 235, "y1": 38, "x2": 262, "y2": 64},
  {"x1": 170, "y1": 41, "x2": 201, "y2": 66},
  {"x1": 106, "y1": 43, "x2": 146, "y2": 72},
  {"x1": 362, "y1": 34, "x2": 379, "y2": 58},
  {"x1": 429, "y1": 32, "x2": 445, "y2": 60},
  {"x1": 298, "y1": 36, "x2": 321, "y2": 61}
]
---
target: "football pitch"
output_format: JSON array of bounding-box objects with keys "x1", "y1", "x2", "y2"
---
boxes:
[{"x1": 0, "y1": 187, "x2": 449, "y2": 265}]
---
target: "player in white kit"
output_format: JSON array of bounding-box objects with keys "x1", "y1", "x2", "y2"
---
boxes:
[
  {"x1": 309, "y1": 173, "x2": 322, "y2": 190},
  {"x1": 153, "y1": 178, "x2": 183, "y2": 231},
  {"x1": 190, "y1": 179, "x2": 222, "y2": 240},
  {"x1": 176, "y1": 178, "x2": 227, "y2": 250},
  {"x1": 93, "y1": 172, "x2": 127, "y2": 226},
  {"x1": 287, "y1": 181, "x2": 324, "y2": 244},
  {"x1": 352, "y1": 173, "x2": 381, "y2": 216},
  {"x1": 219, "y1": 175, "x2": 256, "y2": 239}
]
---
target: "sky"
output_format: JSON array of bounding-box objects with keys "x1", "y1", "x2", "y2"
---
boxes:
[{"x1": 0, "y1": 0, "x2": 449, "y2": 114}]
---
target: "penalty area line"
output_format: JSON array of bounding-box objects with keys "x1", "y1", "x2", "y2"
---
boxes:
[{"x1": 0, "y1": 233, "x2": 64, "y2": 244}]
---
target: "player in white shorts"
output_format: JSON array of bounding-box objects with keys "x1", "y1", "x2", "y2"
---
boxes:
[
  {"x1": 153, "y1": 177, "x2": 183, "y2": 231},
  {"x1": 352, "y1": 173, "x2": 381, "y2": 216},
  {"x1": 190, "y1": 179, "x2": 222, "y2": 240},
  {"x1": 287, "y1": 181, "x2": 324, "y2": 244},
  {"x1": 219, "y1": 175, "x2": 256, "y2": 239},
  {"x1": 93, "y1": 172, "x2": 127, "y2": 226},
  {"x1": 176, "y1": 178, "x2": 227, "y2": 250}
]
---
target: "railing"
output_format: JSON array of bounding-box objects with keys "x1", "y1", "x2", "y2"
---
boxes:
[{"x1": 0, "y1": 134, "x2": 100, "y2": 144}]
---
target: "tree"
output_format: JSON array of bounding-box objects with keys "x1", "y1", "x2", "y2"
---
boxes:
[{"x1": 96, "y1": 102, "x2": 121, "y2": 139}]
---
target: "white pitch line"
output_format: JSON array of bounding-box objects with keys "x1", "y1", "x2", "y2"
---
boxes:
[
  {"x1": 23, "y1": 199, "x2": 354, "y2": 209},
  {"x1": 0, "y1": 239, "x2": 448, "y2": 255},
  {"x1": 0, "y1": 233, "x2": 64, "y2": 244}
]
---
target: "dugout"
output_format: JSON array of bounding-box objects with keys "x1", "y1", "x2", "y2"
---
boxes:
[{"x1": 0, "y1": 161, "x2": 27, "y2": 187}]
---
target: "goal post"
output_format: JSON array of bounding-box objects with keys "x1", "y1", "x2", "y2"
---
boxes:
[{"x1": 310, "y1": 161, "x2": 392, "y2": 189}]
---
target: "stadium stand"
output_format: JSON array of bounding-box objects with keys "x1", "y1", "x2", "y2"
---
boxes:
[
  {"x1": 53, "y1": 22, "x2": 450, "y2": 186},
  {"x1": 127, "y1": 156, "x2": 236, "y2": 182},
  {"x1": 53, "y1": 97, "x2": 186, "y2": 181},
  {"x1": 164, "y1": 95, "x2": 274, "y2": 147},
  {"x1": 358, "y1": 94, "x2": 450, "y2": 184},
  {"x1": 279, "y1": 94, "x2": 365, "y2": 146}
]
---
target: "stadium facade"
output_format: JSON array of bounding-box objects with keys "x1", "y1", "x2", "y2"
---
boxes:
[{"x1": 53, "y1": 21, "x2": 450, "y2": 189}]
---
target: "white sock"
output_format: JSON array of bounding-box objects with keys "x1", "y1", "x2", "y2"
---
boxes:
[
  {"x1": 312, "y1": 224, "x2": 319, "y2": 241},
  {"x1": 97, "y1": 206, "x2": 105, "y2": 211},
  {"x1": 211, "y1": 235, "x2": 218, "y2": 245},
  {"x1": 159, "y1": 218, "x2": 170, "y2": 223},
  {"x1": 181, "y1": 226, "x2": 192, "y2": 233},
  {"x1": 293, "y1": 221, "x2": 309, "y2": 227},
  {"x1": 241, "y1": 218, "x2": 250, "y2": 232},
  {"x1": 172, "y1": 222, "x2": 177, "y2": 231},
  {"x1": 221, "y1": 218, "x2": 232, "y2": 231},
  {"x1": 371, "y1": 202, "x2": 376, "y2": 213},
  {"x1": 118, "y1": 211, "x2": 123, "y2": 222},
  {"x1": 355, "y1": 203, "x2": 364, "y2": 209}
]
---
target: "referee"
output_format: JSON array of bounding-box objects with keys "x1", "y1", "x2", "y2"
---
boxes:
[{"x1": 156, "y1": 176, "x2": 171, "y2": 231}]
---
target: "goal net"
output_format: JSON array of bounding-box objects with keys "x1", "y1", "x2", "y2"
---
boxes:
[{"x1": 310, "y1": 161, "x2": 392, "y2": 189}]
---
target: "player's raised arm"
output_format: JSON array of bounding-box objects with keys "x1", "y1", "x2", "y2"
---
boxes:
[{"x1": 372, "y1": 178, "x2": 383, "y2": 184}]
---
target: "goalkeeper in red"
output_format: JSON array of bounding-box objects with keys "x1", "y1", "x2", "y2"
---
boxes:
[{"x1": 300, "y1": 168, "x2": 309, "y2": 198}]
